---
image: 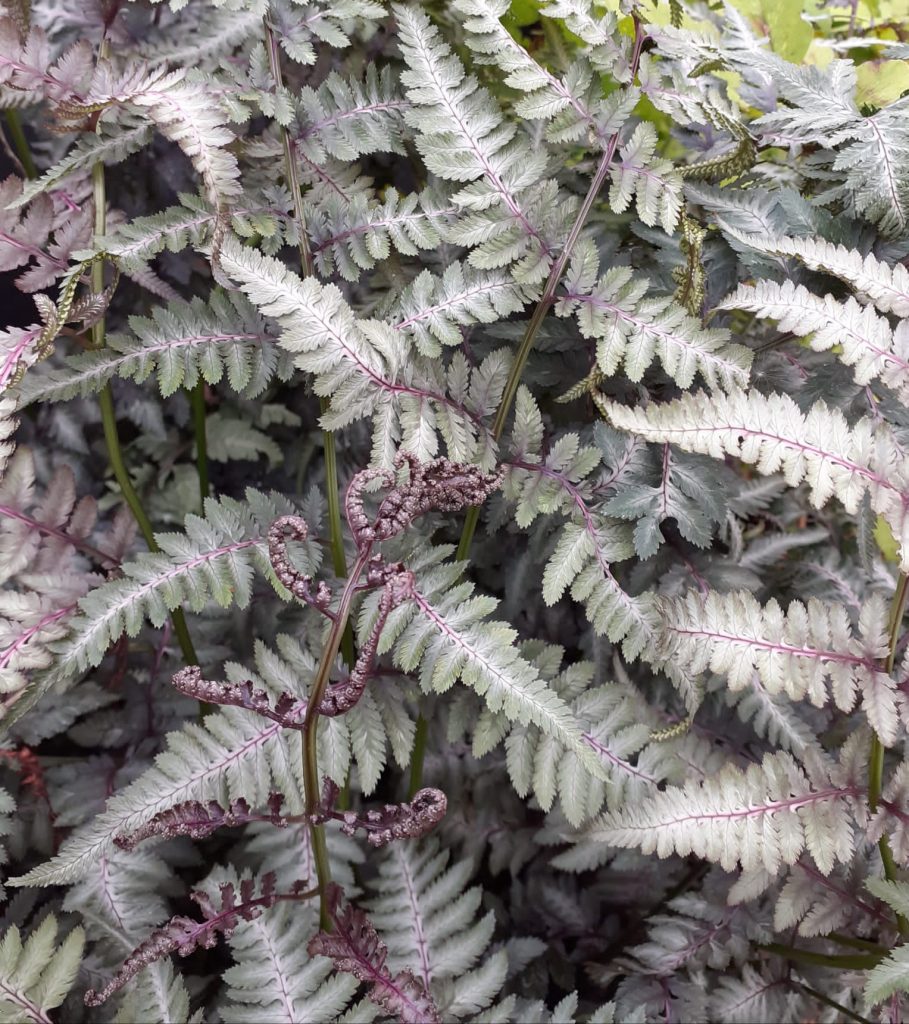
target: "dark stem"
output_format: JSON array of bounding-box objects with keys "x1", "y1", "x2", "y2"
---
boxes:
[
  {"x1": 759, "y1": 942, "x2": 883, "y2": 970},
  {"x1": 792, "y1": 981, "x2": 872, "y2": 1024},
  {"x1": 407, "y1": 716, "x2": 428, "y2": 799},
  {"x1": 413, "y1": 21, "x2": 648, "y2": 796}
]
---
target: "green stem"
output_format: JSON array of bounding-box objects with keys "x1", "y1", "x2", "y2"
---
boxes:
[
  {"x1": 4, "y1": 109, "x2": 36, "y2": 179},
  {"x1": 792, "y1": 981, "x2": 873, "y2": 1024},
  {"x1": 97, "y1": 385, "x2": 198, "y2": 665},
  {"x1": 827, "y1": 933, "x2": 888, "y2": 954},
  {"x1": 869, "y1": 570, "x2": 909, "y2": 935},
  {"x1": 759, "y1": 942, "x2": 883, "y2": 970},
  {"x1": 303, "y1": 548, "x2": 372, "y2": 928},
  {"x1": 89, "y1": 85, "x2": 198, "y2": 672},
  {"x1": 263, "y1": 11, "x2": 353, "y2": 669},
  {"x1": 190, "y1": 382, "x2": 210, "y2": 510}
]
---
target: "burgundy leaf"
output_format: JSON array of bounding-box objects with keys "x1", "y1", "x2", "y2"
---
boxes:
[
  {"x1": 345, "y1": 451, "x2": 500, "y2": 548},
  {"x1": 113, "y1": 793, "x2": 287, "y2": 850},
  {"x1": 171, "y1": 666, "x2": 307, "y2": 728},
  {"x1": 308, "y1": 884, "x2": 442, "y2": 1024}
]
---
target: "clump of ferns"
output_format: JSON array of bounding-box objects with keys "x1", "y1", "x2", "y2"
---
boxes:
[{"x1": 85, "y1": 452, "x2": 499, "y2": 1013}]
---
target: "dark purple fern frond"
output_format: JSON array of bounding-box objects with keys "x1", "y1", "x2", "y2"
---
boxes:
[
  {"x1": 308, "y1": 883, "x2": 442, "y2": 1024},
  {"x1": 171, "y1": 666, "x2": 307, "y2": 728},
  {"x1": 84, "y1": 872, "x2": 315, "y2": 1007},
  {"x1": 113, "y1": 793, "x2": 287, "y2": 850}
]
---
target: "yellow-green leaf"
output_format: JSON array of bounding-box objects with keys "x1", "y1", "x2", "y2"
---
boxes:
[
  {"x1": 856, "y1": 60, "x2": 909, "y2": 108},
  {"x1": 763, "y1": 0, "x2": 812, "y2": 63},
  {"x1": 875, "y1": 515, "x2": 900, "y2": 564}
]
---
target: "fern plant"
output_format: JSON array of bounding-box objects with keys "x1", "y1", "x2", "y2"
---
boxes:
[{"x1": 3, "y1": 0, "x2": 909, "y2": 1020}]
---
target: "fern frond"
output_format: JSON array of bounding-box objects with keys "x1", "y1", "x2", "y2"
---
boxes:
[
  {"x1": 365, "y1": 837, "x2": 507, "y2": 1020},
  {"x1": 270, "y1": 0, "x2": 385, "y2": 67},
  {"x1": 49, "y1": 491, "x2": 283, "y2": 680},
  {"x1": 505, "y1": 389, "x2": 657, "y2": 656},
  {"x1": 538, "y1": 0, "x2": 627, "y2": 76},
  {"x1": 654, "y1": 590, "x2": 900, "y2": 744},
  {"x1": 11, "y1": 703, "x2": 305, "y2": 887},
  {"x1": 0, "y1": 917, "x2": 84, "y2": 1021},
  {"x1": 609, "y1": 123, "x2": 683, "y2": 234},
  {"x1": 12, "y1": 121, "x2": 152, "y2": 207},
  {"x1": 728, "y1": 233, "x2": 909, "y2": 318},
  {"x1": 393, "y1": 4, "x2": 554, "y2": 278},
  {"x1": 393, "y1": 263, "x2": 532, "y2": 358},
  {"x1": 96, "y1": 193, "x2": 287, "y2": 279},
  {"x1": 455, "y1": 0, "x2": 634, "y2": 148},
  {"x1": 219, "y1": 235, "x2": 401, "y2": 416},
  {"x1": 719, "y1": 279, "x2": 909, "y2": 401},
  {"x1": 500, "y1": 677, "x2": 680, "y2": 827},
  {"x1": 310, "y1": 882, "x2": 443, "y2": 1024},
  {"x1": 296, "y1": 66, "x2": 408, "y2": 163},
  {"x1": 373, "y1": 547, "x2": 603, "y2": 777},
  {"x1": 863, "y1": 945, "x2": 909, "y2": 1008},
  {"x1": 64, "y1": 847, "x2": 177, "y2": 949},
  {"x1": 310, "y1": 188, "x2": 451, "y2": 281},
  {"x1": 220, "y1": 237, "x2": 498, "y2": 467},
  {"x1": 138, "y1": 2, "x2": 262, "y2": 67},
  {"x1": 594, "y1": 750, "x2": 861, "y2": 875},
  {"x1": 18, "y1": 290, "x2": 282, "y2": 403},
  {"x1": 205, "y1": 866, "x2": 361, "y2": 1024},
  {"x1": 74, "y1": 66, "x2": 242, "y2": 210},
  {"x1": 113, "y1": 960, "x2": 200, "y2": 1024},
  {"x1": 0, "y1": 449, "x2": 114, "y2": 697},
  {"x1": 598, "y1": 389, "x2": 909, "y2": 571},
  {"x1": 559, "y1": 241, "x2": 751, "y2": 392}
]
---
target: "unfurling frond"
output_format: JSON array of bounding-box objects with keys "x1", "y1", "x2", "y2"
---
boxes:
[
  {"x1": 210, "y1": 866, "x2": 362, "y2": 1024},
  {"x1": 313, "y1": 778, "x2": 447, "y2": 848},
  {"x1": 85, "y1": 873, "x2": 313, "y2": 1006}
]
